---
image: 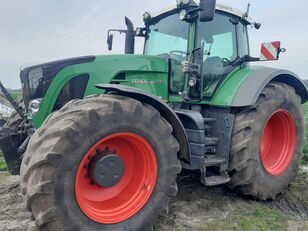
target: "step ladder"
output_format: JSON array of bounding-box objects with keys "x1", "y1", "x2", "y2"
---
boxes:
[{"x1": 200, "y1": 155, "x2": 231, "y2": 186}]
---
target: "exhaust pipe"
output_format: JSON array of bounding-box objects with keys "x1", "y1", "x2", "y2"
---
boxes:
[{"x1": 124, "y1": 17, "x2": 135, "y2": 54}]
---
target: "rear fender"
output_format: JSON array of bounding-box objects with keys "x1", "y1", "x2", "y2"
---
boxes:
[{"x1": 211, "y1": 66, "x2": 308, "y2": 107}]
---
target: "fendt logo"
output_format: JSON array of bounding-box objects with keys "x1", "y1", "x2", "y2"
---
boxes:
[{"x1": 131, "y1": 80, "x2": 163, "y2": 84}]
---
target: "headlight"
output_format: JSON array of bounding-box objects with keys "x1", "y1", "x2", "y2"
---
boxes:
[
  {"x1": 136, "y1": 27, "x2": 145, "y2": 36},
  {"x1": 28, "y1": 98, "x2": 43, "y2": 117},
  {"x1": 188, "y1": 77, "x2": 197, "y2": 87},
  {"x1": 176, "y1": 0, "x2": 191, "y2": 8}
]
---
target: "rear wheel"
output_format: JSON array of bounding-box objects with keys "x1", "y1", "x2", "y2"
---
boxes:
[
  {"x1": 20, "y1": 95, "x2": 181, "y2": 230},
  {"x1": 229, "y1": 82, "x2": 304, "y2": 200}
]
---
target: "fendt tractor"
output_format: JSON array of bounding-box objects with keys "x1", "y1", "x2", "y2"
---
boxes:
[{"x1": 1, "y1": 0, "x2": 308, "y2": 230}]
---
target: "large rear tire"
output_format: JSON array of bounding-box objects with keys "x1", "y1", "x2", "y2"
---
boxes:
[
  {"x1": 20, "y1": 95, "x2": 181, "y2": 230},
  {"x1": 229, "y1": 82, "x2": 304, "y2": 200}
]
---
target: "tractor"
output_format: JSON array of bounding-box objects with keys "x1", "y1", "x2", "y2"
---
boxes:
[{"x1": 0, "y1": 0, "x2": 307, "y2": 230}]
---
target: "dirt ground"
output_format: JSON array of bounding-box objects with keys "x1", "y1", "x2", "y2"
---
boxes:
[{"x1": 0, "y1": 169, "x2": 308, "y2": 231}]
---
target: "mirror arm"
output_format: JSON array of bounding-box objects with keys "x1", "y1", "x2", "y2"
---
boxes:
[
  {"x1": 231, "y1": 55, "x2": 260, "y2": 66},
  {"x1": 106, "y1": 29, "x2": 131, "y2": 51},
  {"x1": 108, "y1": 29, "x2": 127, "y2": 35}
]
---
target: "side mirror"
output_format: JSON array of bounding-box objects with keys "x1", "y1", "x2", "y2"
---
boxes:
[
  {"x1": 199, "y1": 0, "x2": 216, "y2": 22},
  {"x1": 107, "y1": 34, "x2": 113, "y2": 51},
  {"x1": 260, "y1": 41, "x2": 285, "y2": 61}
]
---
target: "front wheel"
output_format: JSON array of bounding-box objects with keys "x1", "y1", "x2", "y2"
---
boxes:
[
  {"x1": 229, "y1": 82, "x2": 305, "y2": 200},
  {"x1": 20, "y1": 95, "x2": 181, "y2": 230}
]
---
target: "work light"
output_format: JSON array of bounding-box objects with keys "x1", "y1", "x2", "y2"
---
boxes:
[
  {"x1": 188, "y1": 77, "x2": 197, "y2": 87},
  {"x1": 176, "y1": 0, "x2": 191, "y2": 8},
  {"x1": 179, "y1": 10, "x2": 188, "y2": 21},
  {"x1": 143, "y1": 12, "x2": 151, "y2": 23}
]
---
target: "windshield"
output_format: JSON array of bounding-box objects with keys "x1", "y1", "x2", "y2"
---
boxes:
[{"x1": 144, "y1": 14, "x2": 189, "y2": 62}]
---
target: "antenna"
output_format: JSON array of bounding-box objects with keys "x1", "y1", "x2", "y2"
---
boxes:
[{"x1": 243, "y1": 2, "x2": 251, "y2": 18}]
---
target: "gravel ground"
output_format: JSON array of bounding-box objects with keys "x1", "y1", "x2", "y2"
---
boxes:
[
  {"x1": 0, "y1": 172, "x2": 36, "y2": 231},
  {"x1": 0, "y1": 169, "x2": 308, "y2": 231}
]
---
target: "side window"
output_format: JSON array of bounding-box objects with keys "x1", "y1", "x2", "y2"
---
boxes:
[
  {"x1": 196, "y1": 13, "x2": 237, "y2": 97},
  {"x1": 197, "y1": 14, "x2": 237, "y2": 62},
  {"x1": 201, "y1": 31, "x2": 235, "y2": 61},
  {"x1": 53, "y1": 74, "x2": 89, "y2": 111}
]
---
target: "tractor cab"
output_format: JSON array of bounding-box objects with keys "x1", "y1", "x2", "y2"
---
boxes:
[
  {"x1": 143, "y1": 2, "x2": 252, "y2": 98},
  {"x1": 108, "y1": 0, "x2": 263, "y2": 101}
]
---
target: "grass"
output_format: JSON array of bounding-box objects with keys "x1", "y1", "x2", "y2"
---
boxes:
[
  {"x1": 0, "y1": 90, "x2": 22, "y2": 102},
  {"x1": 0, "y1": 148, "x2": 7, "y2": 171},
  {"x1": 187, "y1": 205, "x2": 290, "y2": 231},
  {"x1": 303, "y1": 102, "x2": 308, "y2": 164},
  {"x1": 305, "y1": 102, "x2": 308, "y2": 124},
  {"x1": 10, "y1": 91, "x2": 22, "y2": 101},
  {"x1": 239, "y1": 206, "x2": 288, "y2": 230},
  {"x1": 238, "y1": 206, "x2": 288, "y2": 231},
  {"x1": 0, "y1": 90, "x2": 21, "y2": 171}
]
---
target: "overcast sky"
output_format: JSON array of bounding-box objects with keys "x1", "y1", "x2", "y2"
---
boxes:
[{"x1": 0, "y1": 0, "x2": 307, "y2": 89}]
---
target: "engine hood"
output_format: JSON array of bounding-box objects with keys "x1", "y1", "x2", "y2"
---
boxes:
[{"x1": 28, "y1": 54, "x2": 169, "y2": 127}]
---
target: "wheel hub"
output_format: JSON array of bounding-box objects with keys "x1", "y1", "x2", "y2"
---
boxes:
[
  {"x1": 75, "y1": 132, "x2": 157, "y2": 224},
  {"x1": 89, "y1": 151, "x2": 125, "y2": 187}
]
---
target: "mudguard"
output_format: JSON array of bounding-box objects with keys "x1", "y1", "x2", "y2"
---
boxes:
[
  {"x1": 211, "y1": 66, "x2": 308, "y2": 107},
  {"x1": 96, "y1": 84, "x2": 190, "y2": 162}
]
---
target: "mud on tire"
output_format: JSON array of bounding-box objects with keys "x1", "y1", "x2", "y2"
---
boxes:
[
  {"x1": 228, "y1": 82, "x2": 305, "y2": 200},
  {"x1": 20, "y1": 95, "x2": 181, "y2": 231}
]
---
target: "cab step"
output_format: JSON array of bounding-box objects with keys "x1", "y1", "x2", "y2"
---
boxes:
[
  {"x1": 200, "y1": 168, "x2": 230, "y2": 186},
  {"x1": 203, "y1": 118, "x2": 216, "y2": 124},
  {"x1": 203, "y1": 173, "x2": 230, "y2": 186},
  {"x1": 204, "y1": 137, "x2": 219, "y2": 146},
  {"x1": 204, "y1": 155, "x2": 225, "y2": 167}
]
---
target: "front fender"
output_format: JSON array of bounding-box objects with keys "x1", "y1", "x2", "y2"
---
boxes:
[
  {"x1": 210, "y1": 66, "x2": 308, "y2": 107},
  {"x1": 96, "y1": 84, "x2": 190, "y2": 162}
]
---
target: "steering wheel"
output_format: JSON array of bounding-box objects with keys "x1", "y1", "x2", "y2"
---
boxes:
[
  {"x1": 169, "y1": 50, "x2": 187, "y2": 60},
  {"x1": 221, "y1": 58, "x2": 231, "y2": 67}
]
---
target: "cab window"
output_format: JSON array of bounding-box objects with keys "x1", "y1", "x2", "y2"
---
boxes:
[{"x1": 196, "y1": 13, "x2": 239, "y2": 97}]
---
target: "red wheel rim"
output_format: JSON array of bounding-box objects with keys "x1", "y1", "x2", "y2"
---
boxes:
[
  {"x1": 75, "y1": 132, "x2": 157, "y2": 224},
  {"x1": 260, "y1": 109, "x2": 296, "y2": 176}
]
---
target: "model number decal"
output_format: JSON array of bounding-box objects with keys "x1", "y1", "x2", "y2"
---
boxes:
[{"x1": 131, "y1": 79, "x2": 163, "y2": 84}]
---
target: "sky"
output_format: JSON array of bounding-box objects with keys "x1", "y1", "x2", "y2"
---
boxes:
[{"x1": 0, "y1": 0, "x2": 307, "y2": 89}]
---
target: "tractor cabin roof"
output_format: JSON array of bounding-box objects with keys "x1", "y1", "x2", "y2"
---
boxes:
[{"x1": 147, "y1": 1, "x2": 253, "y2": 25}]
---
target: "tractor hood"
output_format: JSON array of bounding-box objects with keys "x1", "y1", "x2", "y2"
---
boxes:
[
  {"x1": 24, "y1": 54, "x2": 169, "y2": 127},
  {"x1": 92, "y1": 54, "x2": 169, "y2": 77},
  {"x1": 20, "y1": 54, "x2": 168, "y2": 109},
  {"x1": 77, "y1": 54, "x2": 169, "y2": 97}
]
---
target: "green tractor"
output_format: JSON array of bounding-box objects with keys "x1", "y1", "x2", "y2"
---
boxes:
[{"x1": 0, "y1": 0, "x2": 307, "y2": 230}]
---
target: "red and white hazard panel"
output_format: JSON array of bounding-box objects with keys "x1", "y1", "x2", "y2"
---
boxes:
[{"x1": 260, "y1": 41, "x2": 281, "y2": 61}]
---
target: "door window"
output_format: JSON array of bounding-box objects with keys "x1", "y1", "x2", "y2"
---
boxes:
[{"x1": 197, "y1": 13, "x2": 237, "y2": 97}]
